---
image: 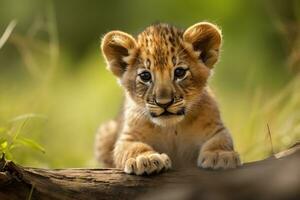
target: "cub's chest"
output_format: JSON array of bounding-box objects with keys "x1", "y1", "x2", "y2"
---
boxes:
[{"x1": 147, "y1": 127, "x2": 206, "y2": 168}]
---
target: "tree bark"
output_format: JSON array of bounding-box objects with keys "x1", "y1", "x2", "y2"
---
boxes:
[{"x1": 0, "y1": 143, "x2": 300, "y2": 200}]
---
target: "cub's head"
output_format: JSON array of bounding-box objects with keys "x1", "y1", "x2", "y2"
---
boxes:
[{"x1": 101, "y1": 22, "x2": 222, "y2": 127}]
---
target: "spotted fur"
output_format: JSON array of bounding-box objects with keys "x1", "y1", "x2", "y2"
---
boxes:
[{"x1": 95, "y1": 22, "x2": 241, "y2": 175}]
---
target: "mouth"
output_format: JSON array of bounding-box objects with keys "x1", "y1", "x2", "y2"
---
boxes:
[{"x1": 150, "y1": 108, "x2": 185, "y2": 118}]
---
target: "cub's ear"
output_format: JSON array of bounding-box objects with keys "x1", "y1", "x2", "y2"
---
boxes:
[
  {"x1": 101, "y1": 31, "x2": 137, "y2": 77},
  {"x1": 183, "y1": 22, "x2": 222, "y2": 68}
]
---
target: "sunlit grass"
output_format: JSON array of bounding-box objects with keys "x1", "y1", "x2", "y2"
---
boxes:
[
  {"x1": 215, "y1": 75, "x2": 300, "y2": 162},
  {"x1": 0, "y1": 114, "x2": 46, "y2": 161},
  {"x1": 0, "y1": 53, "x2": 122, "y2": 167}
]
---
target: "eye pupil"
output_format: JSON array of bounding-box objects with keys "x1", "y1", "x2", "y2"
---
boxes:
[
  {"x1": 139, "y1": 71, "x2": 152, "y2": 82},
  {"x1": 175, "y1": 67, "x2": 186, "y2": 79}
]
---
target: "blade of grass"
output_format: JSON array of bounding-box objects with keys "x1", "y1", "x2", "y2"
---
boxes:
[
  {"x1": 16, "y1": 137, "x2": 45, "y2": 154},
  {"x1": 267, "y1": 123, "x2": 275, "y2": 155},
  {"x1": 10, "y1": 113, "x2": 47, "y2": 123},
  {"x1": 12, "y1": 117, "x2": 29, "y2": 142},
  {"x1": 27, "y1": 184, "x2": 35, "y2": 200},
  {"x1": 0, "y1": 20, "x2": 17, "y2": 49}
]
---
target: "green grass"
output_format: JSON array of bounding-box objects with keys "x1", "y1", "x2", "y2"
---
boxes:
[
  {"x1": 0, "y1": 114, "x2": 46, "y2": 161},
  {"x1": 217, "y1": 75, "x2": 300, "y2": 162}
]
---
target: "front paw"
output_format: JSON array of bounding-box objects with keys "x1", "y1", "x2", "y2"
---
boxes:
[
  {"x1": 197, "y1": 150, "x2": 241, "y2": 169},
  {"x1": 124, "y1": 153, "x2": 172, "y2": 175}
]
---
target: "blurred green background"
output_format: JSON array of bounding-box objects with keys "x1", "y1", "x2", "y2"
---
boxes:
[{"x1": 0, "y1": 0, "x2": 299, "y2": 168}]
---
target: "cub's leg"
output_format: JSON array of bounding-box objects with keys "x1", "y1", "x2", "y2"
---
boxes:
[
  {"x1": 197, "y1": 127, "x2": 241, "y2": 169},
  {"x1": 114, "y1": 136, "x2": 172, "y2": 175},
  {"x1": 95, "y1": 120, "x2": 119, "y2": 167}
]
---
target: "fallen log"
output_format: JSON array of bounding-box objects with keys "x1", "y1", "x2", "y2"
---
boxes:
[{"x1": 0, "y1": 143, "x2": 300, "y2": 200}]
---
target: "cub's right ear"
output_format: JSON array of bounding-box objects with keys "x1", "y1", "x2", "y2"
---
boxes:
[{"x1": 101, "y1": 31, "x2": 137, "y2": 77}]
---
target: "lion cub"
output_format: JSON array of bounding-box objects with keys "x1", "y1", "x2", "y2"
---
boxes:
[{"x1": 95, "y1": 22, "x2": 241, "y2": 175}]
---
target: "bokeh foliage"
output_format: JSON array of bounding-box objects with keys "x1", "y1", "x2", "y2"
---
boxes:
[{"x1": 0, "y1": 0, "x2": 299, "y2": 167}]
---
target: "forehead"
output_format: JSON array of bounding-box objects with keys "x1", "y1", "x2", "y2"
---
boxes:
[{"x1": 136, "y1": 24, "x2": 185, "y2": 69}]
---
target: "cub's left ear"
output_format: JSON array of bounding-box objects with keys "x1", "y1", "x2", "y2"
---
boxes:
[{"x1": 183, "y1": 22, "x2": 222, "y2": 68}]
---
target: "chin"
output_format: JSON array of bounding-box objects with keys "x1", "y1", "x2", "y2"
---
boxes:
[{"x1": 150, "y1": 115, "x2": 184, "y2": 127}]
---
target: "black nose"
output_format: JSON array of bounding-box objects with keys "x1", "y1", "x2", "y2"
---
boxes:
[{"x1": 155, "y1": 98, "x2": 174, "y2": 108}]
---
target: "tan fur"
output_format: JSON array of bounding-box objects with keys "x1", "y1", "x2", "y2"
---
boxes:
[
  {"x1": 95, "y1": 119, "x2": 119, "y2": 167},
  {"x1": 95, "y1": 22, "x2": 241, "y2": 175}
]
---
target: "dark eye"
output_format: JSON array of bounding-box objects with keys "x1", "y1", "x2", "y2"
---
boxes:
[
  {"x1": 139, "y1": 71, "x2": 152, "y2": 82},
  {"x1": 174, "y1": 67, "x2": 187, "y2": 79}
]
